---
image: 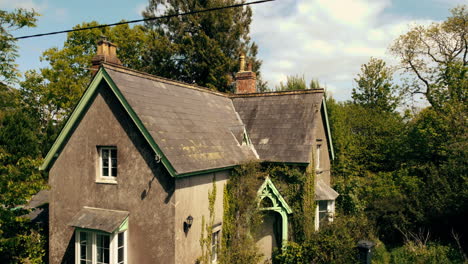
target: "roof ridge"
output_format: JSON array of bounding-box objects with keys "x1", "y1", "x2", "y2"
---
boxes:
[
  {"x1": 102, "y1": 63, "x2": 231, "y2": 98},
  {"x1": 230, "y1": 89, "x2": 324, "y2": 98}
]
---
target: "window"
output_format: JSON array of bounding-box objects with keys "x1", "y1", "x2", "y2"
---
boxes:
[
  {"x1": 211, "y1": 230, "x2": 220, "y2": 262},
  {"x1": 76, "y1": 230, "x2": 126, "y2": 264},
  {"x1": 99, "y1": 147, "x2": 117, "y2": 178},
  {"x1": 316, "y1": 144, "x2": 322, "y2": 170},
  {"x1": 315, "y1": 200, "x2": 335, "y2": 231}
]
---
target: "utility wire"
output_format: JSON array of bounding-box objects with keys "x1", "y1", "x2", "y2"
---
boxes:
[{"x1": 14, "y1": 0, "x2": 274, "y2": 40}]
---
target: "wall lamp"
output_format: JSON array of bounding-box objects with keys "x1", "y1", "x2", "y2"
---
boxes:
[{"x1": 184, "y1": 215, "x2": 194, "y2": 233}]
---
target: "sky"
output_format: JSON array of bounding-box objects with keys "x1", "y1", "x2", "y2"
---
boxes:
[{"x1": 1, "y1": 0, "x2": 465, "y2": 101}]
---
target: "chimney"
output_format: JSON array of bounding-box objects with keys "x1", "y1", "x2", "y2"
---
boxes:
[
  {"x1": 91, "y1": 37, "x2": 122, "y2": 75},
  {"x1": 235, "y1": 53, "x2": 257, "y2": 94}
]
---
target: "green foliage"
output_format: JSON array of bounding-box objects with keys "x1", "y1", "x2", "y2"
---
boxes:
[
  {"x1": 220, "y1": 162, "x2": 263, "y2": 264},
  {"x1": 388, "y1": 242, "x2": 464, "y2": 264},
  {"x1": 198, "y1": 177, "x2": 217, "y2": 264},
  {"x1": 0, "y1": 150, "x2": 47, "y2": 263},
  {"x1": 276, "y1": 75, "x2": 322, "y2": 91},
  {"x1": 390, "y1": 5, "x2": 467, "y2": 110},
  {"x1": 143, "y1": 0, "x2": 262, "y2": 92},
  {"x1": 352, "y1": 57, "x2": 399, "y2": 112},
  {"x1": 0, "y1": 60, "x2": 47, "y2": 264},
  {"x1": 0, "y1": 8, "x2": 38, "y2": 84},
  {"x1": 273, "y1": 215, "x2": 375, "y2": 264},
  {"x1": 326, "y1": 98, "x2": 405, "y2": 175},
  {"x1": 272, "y1": 241, "x2": 305, "y2": 264},
  {"x1": 264, "y1": 164, "x2": 314, "y2": 242}
]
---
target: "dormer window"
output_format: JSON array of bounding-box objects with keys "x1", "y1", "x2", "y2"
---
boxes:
[{"x1": 99, "y1": 147, "x2": 117, "y2": 178}]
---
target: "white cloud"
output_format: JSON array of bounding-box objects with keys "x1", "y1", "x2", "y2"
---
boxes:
[
  {"x1": 0, "y1": 0, "x2": 47, "y2": 12},
  {"x1": 251, "y1": 0, "x2": 436, "y2": 101},
  {"x1": 134, "y1": 2, "x2": 147, "y2": 16}
]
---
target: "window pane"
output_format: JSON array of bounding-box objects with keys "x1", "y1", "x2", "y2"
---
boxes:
[
  {"x1": 102, "y1": 149, "x2": 109, "y2": 177},
  {"x1": 118, "y1": 232, "x2": 125, "y2": 263},
  {"x1": 79, "y1": 232, "x2": 92, "y2": 263},
  {"x1": 102, "y1": 149, "x2": 109, "y2": 160},
  {"x1": 102, "y1": 167, "x2": 108, "y2": 177},
  {"x1": 96, "y1": 234, "x2": 110, "y2": 264},
  {"x1": 118, "y1": 232, "x2": 124, "y2": 247},
  {"x1": 111, "y1": 149, "x2": 117, "y2": 159},
  {"x1": 111, "y1": 167, "x2": 117, "y2": 177},
  {"x1": 319, "y1": 211, "x2": 327, "y2": 222},
  {"x1": 318, "y1": 201, "x2": 328, "y2": 211},
  {"x1": 118, "y1": 248, "x2": 124, "y2": 263}
]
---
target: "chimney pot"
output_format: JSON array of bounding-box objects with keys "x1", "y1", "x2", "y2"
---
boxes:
[
  {"x1": 91, "y1": 37, "x2": 122, "y2": 75},
  {"x1": 239, "y1": 53, "x2": 246, "y2": 72}
]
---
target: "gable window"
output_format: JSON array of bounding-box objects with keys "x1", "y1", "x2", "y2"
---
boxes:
[
  {"x1": 316, "y1": 144, "x2": 322, "y2": 170},
  {"x1": 315, "y1": 200, "x2": 335, "y2": 231},
  {"x1": 76, "y1": 230, "x2": 127, "y2": 264},
  {"x1": 211, "y1": 230, "x2": 220, "y2": 262},
  {"x1": 99, "y1": 147, "x2": 117, "y2": 178}
]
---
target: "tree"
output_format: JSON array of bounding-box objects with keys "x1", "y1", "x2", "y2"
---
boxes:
[
  {"x1": 0, "y1": 8, "x2": 38, "y2": 85},
  {"x1": 390, "y1": 5, "x2": 467, "y2": 110},
  {"x1": 276, "y1": 75, "x2": 322, "y2": 91},
  {"x1": 142, "y1": 0, "x2": 262, "y2": 92},
  {"x1": 20, "y1": 22, "x2": 150, "y2": 154},
  {"x1": 352, "y1": 57, "x2": 399, "y2": 112}
]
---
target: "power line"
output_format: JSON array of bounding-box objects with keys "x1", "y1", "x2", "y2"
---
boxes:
[{"x1": 14, "y1": 0, "x2": 274, "y2": 40}]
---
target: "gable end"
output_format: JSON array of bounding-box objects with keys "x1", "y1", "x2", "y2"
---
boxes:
[{"x1": 40, "y1": 67, "x2": 177, "y2": 177}]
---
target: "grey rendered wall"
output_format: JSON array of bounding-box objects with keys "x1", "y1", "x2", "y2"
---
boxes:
[
  {"x1": 174, "y1": 170, "x2": 228, "y2": 264},
  {"x1": 314, "y1": 110, "x2": 331, "y2": 185},
  {"x1": 48, "y1": 83, "x2": 175, "y2": 263}
]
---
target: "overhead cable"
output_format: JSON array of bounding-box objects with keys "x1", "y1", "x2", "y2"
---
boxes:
[{"x1": 14, "y1": 0, "x2": 274, "y2": 40}]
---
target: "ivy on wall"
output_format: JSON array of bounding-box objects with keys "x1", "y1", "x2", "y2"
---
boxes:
[{"x1": 217, "y1": 162, "x2": 316, "y2": 263}]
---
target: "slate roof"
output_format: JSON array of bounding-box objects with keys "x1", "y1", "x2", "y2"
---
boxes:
[
  {"x1": 41, "y1": 63, "x2": 327, "y2": 176},
  {"x1": 232, "y1": 91, "x2": 323, "y2": 163},
  {"x1": 69, "y1": 207, "x2": 129, "y2": 233},
  {"x1": 104, "y1": 65, "x2": 257, "y2": 175}
]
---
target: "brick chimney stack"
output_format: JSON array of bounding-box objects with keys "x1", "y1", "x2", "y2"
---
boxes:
[
  {"x1": 91, "y1": 37, "x2": 122, "y2": 75},
  {"x1": 235, "y1": 53, "x2": 257, "y2": 94}
]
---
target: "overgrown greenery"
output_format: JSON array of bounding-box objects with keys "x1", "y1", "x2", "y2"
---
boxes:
[
  {"x1": 220, "y1": 162, "x2": 263, "y2": 264},
  {"x1": 275, "y1": 75, "x2": 322, "y2": 91},
  {"x1": 0, "y1": 9, "x2": 48, "y2": 263}
]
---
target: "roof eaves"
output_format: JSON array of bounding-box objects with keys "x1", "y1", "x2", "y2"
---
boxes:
[
  {"x1": 40, "y1": 68, "x2": 106, "y2": 171},
  {"x1": 321, "y1": 97, "x2": 335, "y2": 160},
  {"x1": 175, "y1": 165, "x2": 238, "y2": 178},
  {"x1": 100, "y1": 68, "x2": 178, "y2": 177}
]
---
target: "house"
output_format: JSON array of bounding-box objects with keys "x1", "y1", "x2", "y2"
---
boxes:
[{"x1": 40, "y1": 40, "x2": 338, "y2": 264}]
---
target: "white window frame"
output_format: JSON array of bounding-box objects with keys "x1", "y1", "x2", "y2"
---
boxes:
[
  {"x1": 211, "y1": 230, "x2": 220, "y2": 263},
  {"x1": 75, "y1": 230, "x2": 127, "y2": 264},
  {"x1": 315, "y1": 200, "x2": 335, "y2": 231},
  {"x1": 97, "y1": 147, "x2": 118, "y2": 183}
]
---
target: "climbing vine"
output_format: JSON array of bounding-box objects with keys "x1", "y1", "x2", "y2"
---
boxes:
[
  {"x1": 198, "y1": 176, "x2": 217, "y2": 264},
  {"x1": 219, "y1": 162, "x2": 316, "y2": 263}
]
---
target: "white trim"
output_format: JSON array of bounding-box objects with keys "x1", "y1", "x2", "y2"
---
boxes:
[
  {"x1": 314, "y1": 200, "x2": 335, "y2": 231},
  {"x1": 97, "y1": 146, "x2": 118, "y2": 183},
  {"x1": 211, "y1": 230, "x2": 220, "y2": 263}
]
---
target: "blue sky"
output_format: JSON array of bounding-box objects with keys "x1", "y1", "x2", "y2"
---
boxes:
[{"x1": 2, "y1": 0, "x2": 465, "y2": 101}]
